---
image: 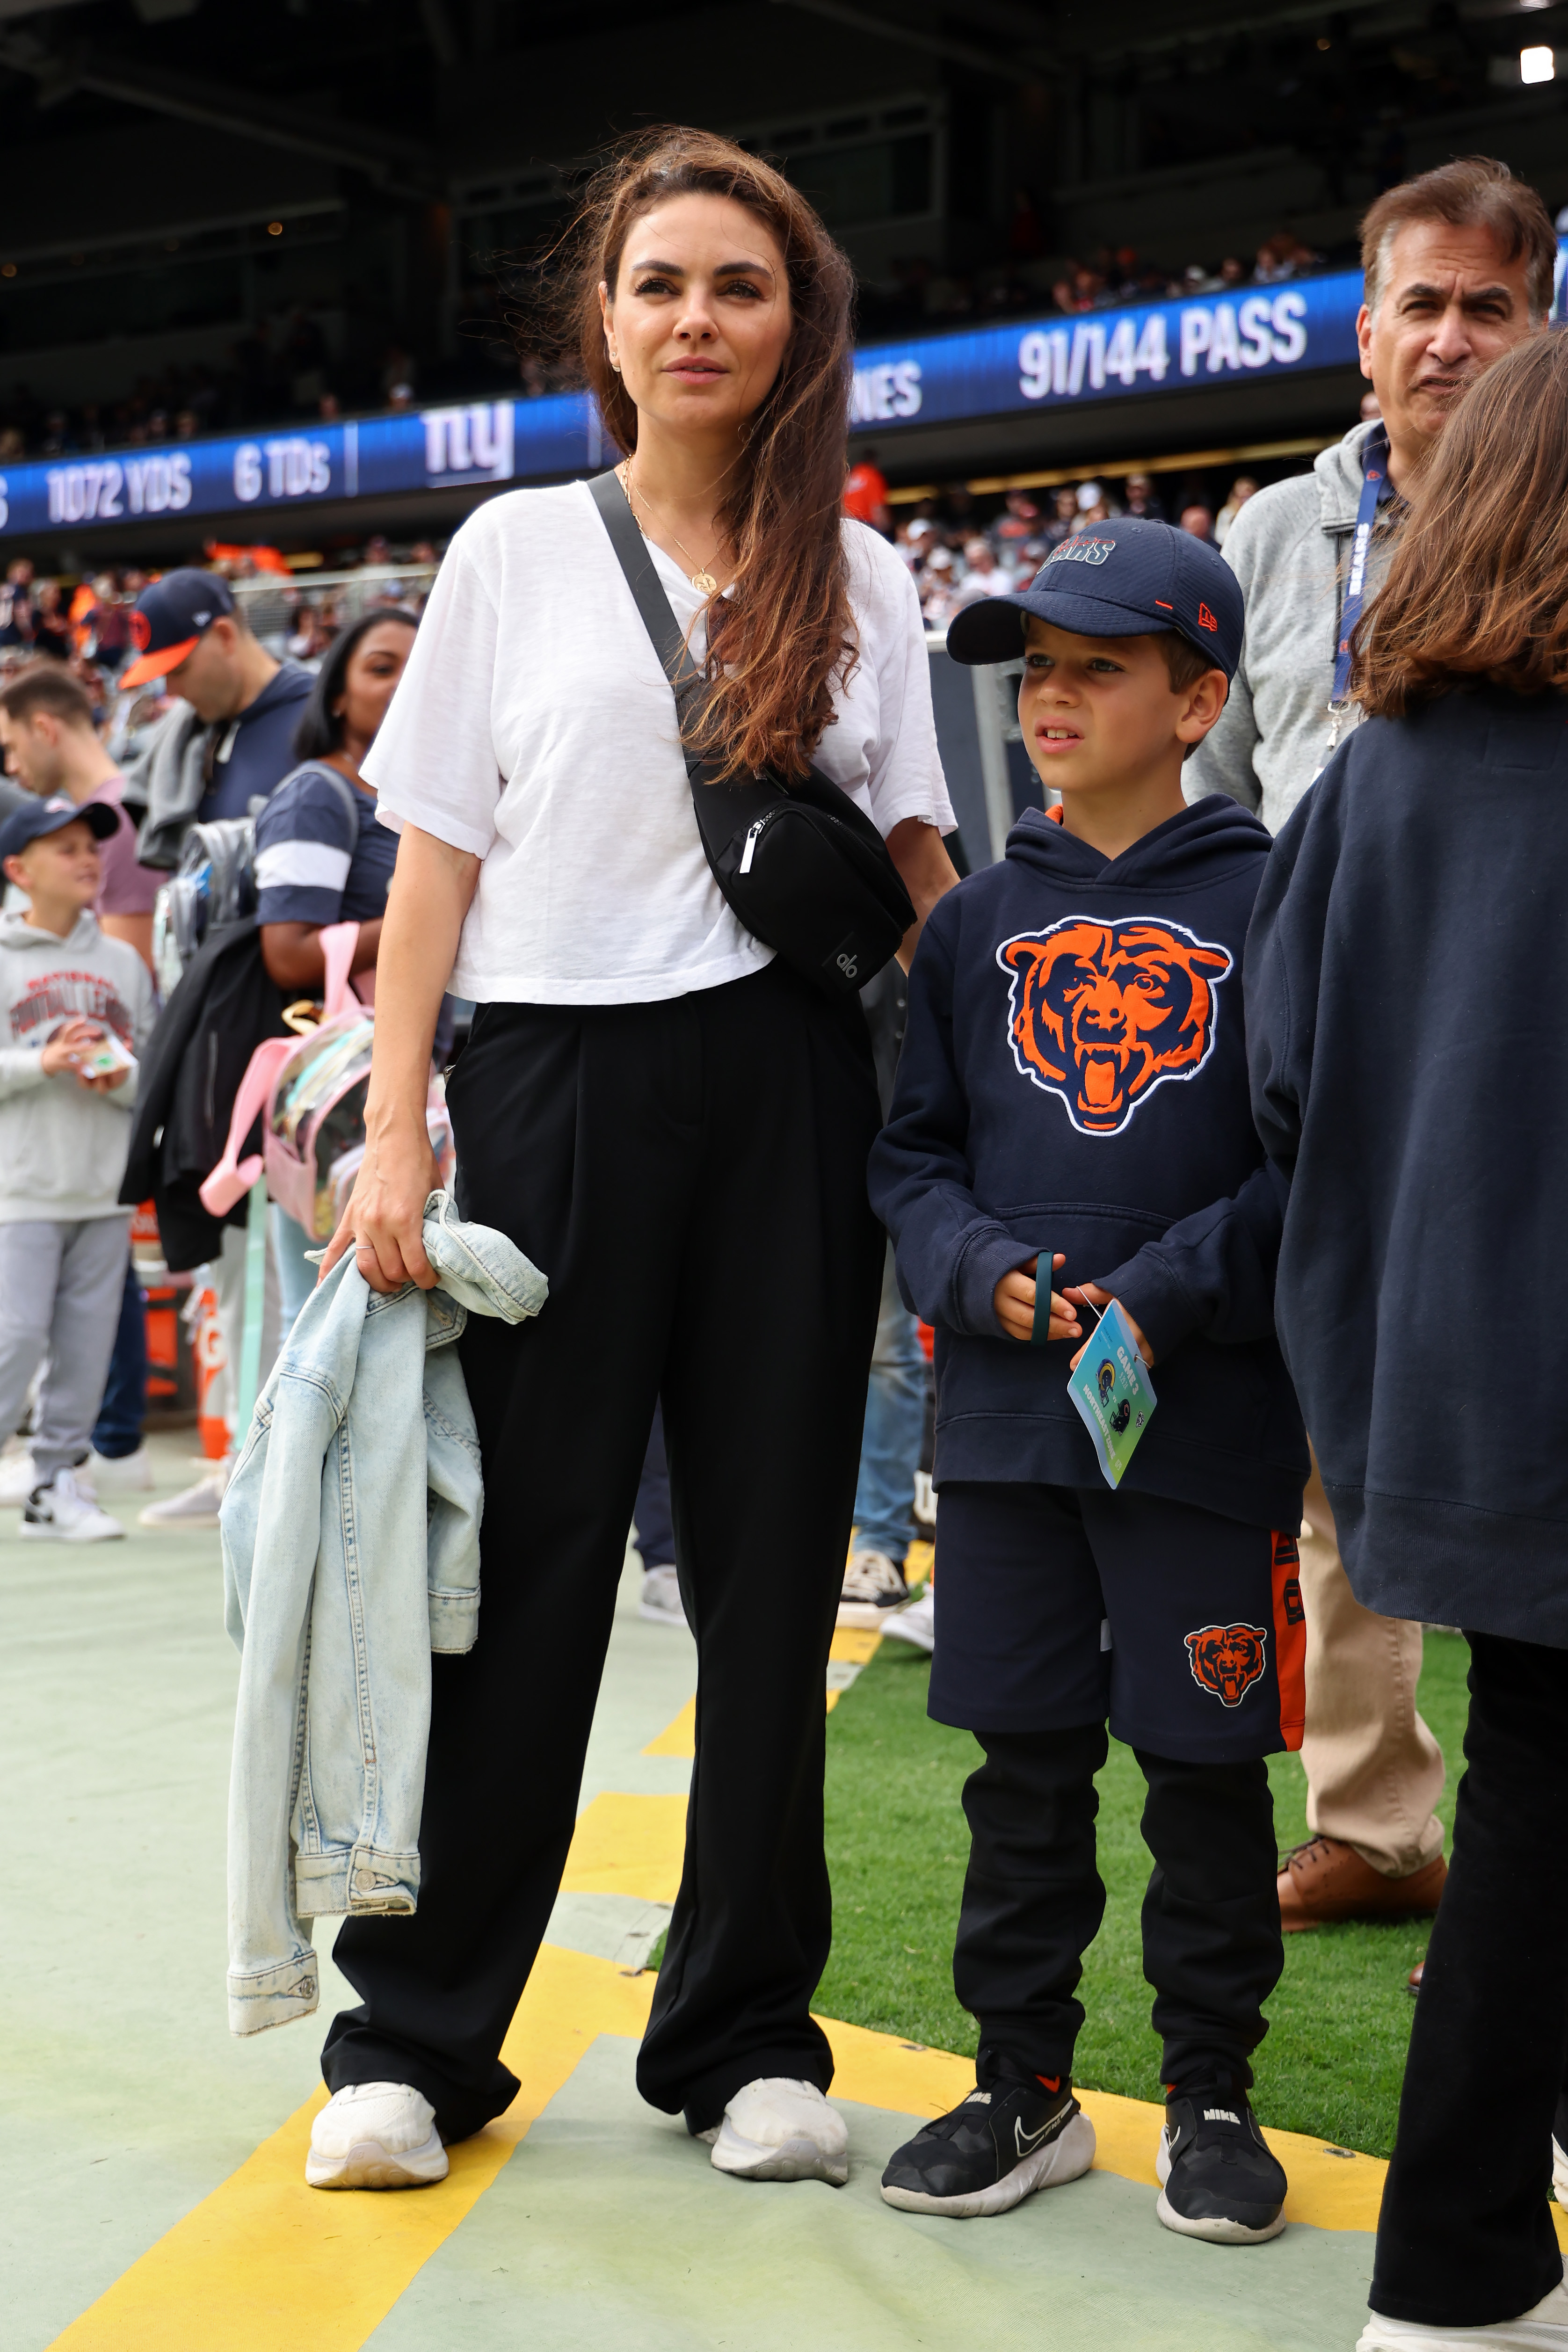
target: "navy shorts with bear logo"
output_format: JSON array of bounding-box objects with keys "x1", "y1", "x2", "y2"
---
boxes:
[{"x1": 929, "y1": 1481, "x2": 1306, "y2": 1763}]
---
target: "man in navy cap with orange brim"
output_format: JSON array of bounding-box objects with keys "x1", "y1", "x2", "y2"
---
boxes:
[{"x1": 122, "y1": 568, "x2": 313, "y2": 873}]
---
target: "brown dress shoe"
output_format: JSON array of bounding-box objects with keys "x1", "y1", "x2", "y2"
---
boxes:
[
  {"x1": 1408, "y1": 1961, "x2": 1423, "y2": 1994},
  {"x1": 1276, "y1": 1835, "x2": 1447, "y2": 1931}
]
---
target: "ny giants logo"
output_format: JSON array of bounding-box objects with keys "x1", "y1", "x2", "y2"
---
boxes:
[
  {"x1": 1185, "y1": 1623, "x2": 1269, "y2": 1708},
  {"x1": 996, "y1": 915, "x2": 1233, "y2": 1136}
]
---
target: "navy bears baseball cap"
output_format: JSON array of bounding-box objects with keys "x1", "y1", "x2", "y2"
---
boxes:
[
  {"x1": 944, "y1": 515, "x2": 1245, "y2": 681},
  {"x1": 0, "y1": 791, "x2": 119, "y2": 865},
  {"x1": 121, "y1": 567, "x2": 236, "y2": 690}
]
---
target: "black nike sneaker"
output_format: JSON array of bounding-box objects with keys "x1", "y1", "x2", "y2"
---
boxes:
[
  {"x1": 881, "y1": 2075, "x2": 1096, "y2": 2217},
  {"x1": 1156, "y1": 2087, "x2": 1287, "y2": 2244}
]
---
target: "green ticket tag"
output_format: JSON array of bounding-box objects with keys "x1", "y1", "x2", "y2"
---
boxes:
[{"x1": 1067, "y1": 1298, "x2": 1157, "y2": 1488}]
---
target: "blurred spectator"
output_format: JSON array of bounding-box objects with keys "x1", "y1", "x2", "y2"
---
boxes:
[
  {"x1": 1179, "y1": 502, "x2": 1216, "y2": 544},
  {"x1": 843, "y1": 450, "x2": 890, "y2": 529},
  {"x1": 319, "y1": 392, "x2": 342, "y2": 422},
  {"x1": 1076, "y1": 481, "x2": 1113, "y2": 527},
  {"x1": 1121, "y1": 472, "x2": 1167, "y2": 522},
  {"x1": 0, "y1": 559, "x2": 35, "y2": 652},
  {"x1": 1360, "y1": 389, "x2": 1384, "y2": 422},
  {"x1": 1214, "y1": 476, "x2": 1259, "y2": 546},
  {"x1": 83, "y1": 576, "x2": 132, "y2": 675},
  {"x1": 32, "y1": 585, "x2": 73, "y2": 662},
  {"x1": 1008, "y1": 187, "x2": 1045, "y2": 260},
  {"x1": 286, "y1": 603, "x2": 337, "y2": 666},
  {"x1": 380, "y1": 345, "x2": 418, "y2": 403},
  {"x1": 919, "y1": 545, "x2": 962, "y2": 626},
  {"x1": 1041, "y1": 487, "x2": 1081, "y2": 548},
  {"x1": 951, "y1": 539, "x2": 1010, "y2": 609},
  {"x1": 989, "y1": 490, "x2": 1041, "y2": 555}
]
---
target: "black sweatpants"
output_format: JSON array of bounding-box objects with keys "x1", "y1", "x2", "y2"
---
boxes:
[
  {"x1": 1372, "y1": 1633, "x2": 1568, "y2": 2327},
  {"x1": 957, "y1": 1728, "x2": 1283, "y2": 2094},
  {"x1": 321, "y1": 962, "x2": 884, "y2": 2140}
]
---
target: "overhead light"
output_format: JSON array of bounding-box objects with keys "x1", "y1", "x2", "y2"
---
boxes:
[
  {"x1": 0, "y1": 263, "x2": 15, "y2": 279},
  {"x1": 267, "y1": 220, "x2": 284, "y2": 236},
  {"x1": 1521, "y1": 42, "x2": 1555, "y2": 78}
]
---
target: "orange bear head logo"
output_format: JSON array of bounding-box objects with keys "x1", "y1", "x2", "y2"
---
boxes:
[
  {"x1": 1185, "y1": 1623, "x2": 1268, "y2": 1708},
  {"x1": 997, "y1": 916, "x2": 1232, "y2": 1136}
]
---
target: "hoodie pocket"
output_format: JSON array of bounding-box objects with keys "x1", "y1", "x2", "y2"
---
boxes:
[{"x1": 989, "y1": 1201, "x2": 1169, "y2": 1291}]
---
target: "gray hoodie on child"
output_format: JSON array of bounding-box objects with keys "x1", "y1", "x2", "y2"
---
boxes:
[{"x1": 0, "y1": 910, "x2": 155, "y2": 1223}]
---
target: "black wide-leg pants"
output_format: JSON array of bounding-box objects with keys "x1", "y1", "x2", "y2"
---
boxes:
[
  {"x1": 322, "y1": 961, "x2": 885, "y2": 2141},
  {"x1": 1371, "y1": 1632, "x2": 1568, "y2": 2327}
]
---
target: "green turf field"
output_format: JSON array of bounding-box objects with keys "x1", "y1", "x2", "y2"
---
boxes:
[{"x1": 818, "y1": 1629, "x2": 1471, "y2": 2161}]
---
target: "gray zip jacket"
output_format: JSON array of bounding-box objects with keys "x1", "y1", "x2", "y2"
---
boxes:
[
  {"x1": 221, "y1": 1190, "x2": 548, "y2": 2035},
  {"x1": 1186, "y1": 420, "x2": 1403, "y2": 834}
]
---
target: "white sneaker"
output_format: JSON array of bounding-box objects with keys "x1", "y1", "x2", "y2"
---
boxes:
[
  {"x1": 881, "y1": 1585, "x2": 935, "y2": 1653},
  {"x1": 837, "y1": 1548, "x2": 908, "y2": 1629},
  {"x1": 913, "y1": 1471, "x2": 937, "y2": 1529},
  {"x1": 639, "y1": 1565, "x2": 690, "y2": 1628},
  {"x1": 305, "y1": 2082, "x2": 449, "y2": 2190},
  {"x1": 87, "y1": 1445, "x2": 154, "y2": 1495},
  {"x1": 21, "y1": 1466, "x2": 124, "y2": 1543},
  {"x1": 138, "y1": 1461, "x2": 229, "y2": 1529},
  {"x1": 1357, "y1": 2280, "x2": 1568, "y2": 2347},
  {"x1": 0, "y1": 1445, "x2": 37, "y2": 1507},
  {"x1": 704, "y1": 2077, "x2": 849, "y2": 2186}
]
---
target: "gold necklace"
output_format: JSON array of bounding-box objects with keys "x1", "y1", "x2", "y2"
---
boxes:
[{"x1": 621, "y1": 461, "x2": 722, "y2": 595}]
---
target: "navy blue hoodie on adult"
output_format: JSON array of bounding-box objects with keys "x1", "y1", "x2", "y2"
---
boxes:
[
  {"x1": 1247, "y1": 684, "x2": 1568, "y2": 1646},
  {"x1": 869, "y1": 795, "x2": 1307, "y2": 1531}
]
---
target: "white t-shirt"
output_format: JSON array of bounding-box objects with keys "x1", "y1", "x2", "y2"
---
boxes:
[{"x1": 367, "y1": 479, "x2": 955, "y2": 1005}]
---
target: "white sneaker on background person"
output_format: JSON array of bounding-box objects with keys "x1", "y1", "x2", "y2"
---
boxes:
[
  {"x1": 86, "y1": 1445, "x2": 154, "y2": 1494},
  {"x1": 700, "y1": 2078, "x2": 849, "y2": 2185},
  {"x1": 0, "y1": 1442, "x2": 37, "y2": 1507},
  {"x1": 20, "y1": 1466, "x2": 124, "y2": 1542},
  {"x1": 837, "y1": 1547, "x2": 908, "y2": 1629},
  {"x1": 138, "y1": 1460, "x2": 229, "y2": 1529},
  {"x1": 881, "y1": 1584, "x2": 935, "y2": 1653},
  {"x1": 639, "y1": 1564, "x2": 690, "y2": 1628},
  {"x1": 1357, "y1": 2277, "x2": 1568, "y2": 2346},
  {"x1": 305, "y1": 2082, "x2": 449, "y2": 2189}
]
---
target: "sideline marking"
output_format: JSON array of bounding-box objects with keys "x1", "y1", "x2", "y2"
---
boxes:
[
  {"x1": 642, "y1": 1695, "x2": 696, "y2": 1756},
  {"x1": 45, "y1": 1945, "x2": 653, "y2": 2352},
  {"x1": 559, "y1": 1791, "x2": 688, "y2": 1904}
]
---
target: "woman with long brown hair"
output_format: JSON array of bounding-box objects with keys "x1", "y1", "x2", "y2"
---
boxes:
[
  {"x1": 302, "y1": 127, "x2": 957, "y2": 2192},
  {"x1": 1248, "y1": 325, "x2": 1568, "y2": 2346}
]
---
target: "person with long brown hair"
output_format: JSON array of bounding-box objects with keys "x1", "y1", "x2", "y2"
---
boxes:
[
  {"x1": 1247, "y1": 326, "x2": 1568, "y2": 2346},
  {"x1": 300, "y1": 127, "x2": 958, "y2": 2194}
]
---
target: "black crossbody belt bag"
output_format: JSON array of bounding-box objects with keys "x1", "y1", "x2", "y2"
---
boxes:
[{"x1": 588, "y1": 469, "x2": 915, "y2": 1000}]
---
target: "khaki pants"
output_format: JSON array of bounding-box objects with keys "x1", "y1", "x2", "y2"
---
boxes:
[{"x1": 1299, "y1": 1454, "x2": 1446, "y2": 1879}]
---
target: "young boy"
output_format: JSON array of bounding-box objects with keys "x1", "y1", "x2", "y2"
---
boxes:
[
  {"x1": 0, "y1": 795, "x2": 155, "y2": 1540},
  {"x1": 869, "y1": 519, "x2": 1307, "y2": 2242}
]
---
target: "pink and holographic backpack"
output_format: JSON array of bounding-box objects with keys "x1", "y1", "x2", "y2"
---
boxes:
[{"x1": 201, "y1": 922, "x2": 453, "y2": 1242}]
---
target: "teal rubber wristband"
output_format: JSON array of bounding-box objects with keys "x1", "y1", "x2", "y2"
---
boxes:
[{"x1": 1031, "y1": 1252, "x2": 1058, "y2": 1346}]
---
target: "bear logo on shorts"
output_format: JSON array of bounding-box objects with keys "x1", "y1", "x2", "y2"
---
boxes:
[{"x1": 1185, "y1": 1623, "x2": 1268, "y2": 1708}]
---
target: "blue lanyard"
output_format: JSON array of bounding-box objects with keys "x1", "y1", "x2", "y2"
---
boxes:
[{"x1": 1331, "y1": 425, "x2": 1392, "y2": 707}]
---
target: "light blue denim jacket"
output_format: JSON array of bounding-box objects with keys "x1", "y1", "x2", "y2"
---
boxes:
[{"x1": 221, "y1": 1190, "x2": 547, "y2": 2035}]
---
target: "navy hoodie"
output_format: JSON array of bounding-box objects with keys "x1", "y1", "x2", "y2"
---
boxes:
[
  {"x1": 870, "y1": 795, "x2": 1307, "y2": 1530},
  {"x1": 1248, "y1": 684, "x2": 1568, "y2": 1645}
]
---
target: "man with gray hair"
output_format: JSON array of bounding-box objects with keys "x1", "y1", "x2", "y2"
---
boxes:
[{"x1": 1189, "y1": 156, "x2": 1555, "y2": 1935}]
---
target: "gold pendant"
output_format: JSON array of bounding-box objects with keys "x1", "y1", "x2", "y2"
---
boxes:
[{"x1": 691, "y1": 569, "x2": 719, "y2": 595}]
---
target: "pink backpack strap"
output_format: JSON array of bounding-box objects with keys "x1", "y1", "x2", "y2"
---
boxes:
[
  {"x1": 318, "y1": 921, "x2": 361, "y2": 1020},
  {"x1": 198, "y1": 1035, "x2": 296, "y2": 1217}
]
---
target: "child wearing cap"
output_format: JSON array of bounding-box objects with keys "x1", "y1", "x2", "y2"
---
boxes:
[
  {"x1": 0, "y1": 796, "x2": 155, "y2": 1540},
  {"x1": 868, "y1": 517, "x2": 1307, "y2": 2241}
]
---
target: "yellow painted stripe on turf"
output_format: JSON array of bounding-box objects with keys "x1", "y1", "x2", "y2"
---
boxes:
[
  {"x1": 558, "y1": 1790, "x2": 689, "y2": 1902},
  {"x1": 643, "y1": 1694, "x2": 696, "y2": 1756},
  {"x1": 46, "y1": 1945, "x2": 655, "y2": 2352}
]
